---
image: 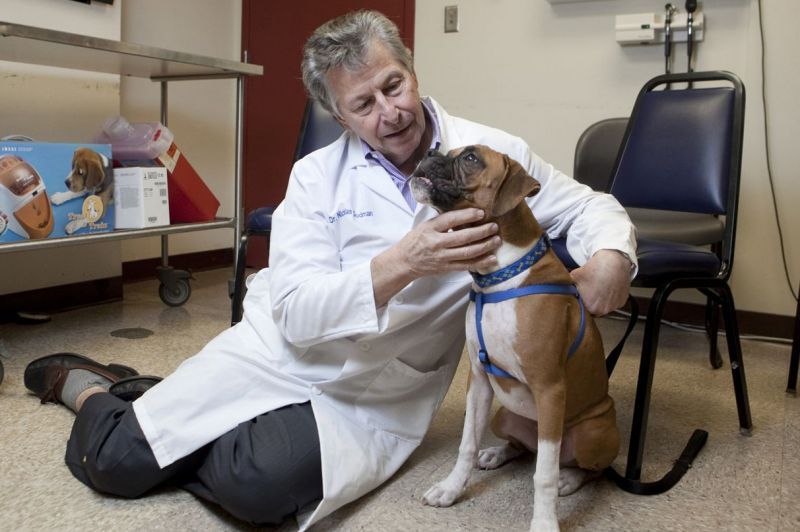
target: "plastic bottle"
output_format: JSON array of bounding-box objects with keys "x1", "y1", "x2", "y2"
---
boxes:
[{"x1": 94, "y1": 116, "x2": 174, "y2": 161}]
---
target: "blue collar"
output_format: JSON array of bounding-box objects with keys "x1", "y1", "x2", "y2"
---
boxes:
[{"x1": 470, "y1": 235, "x2": 550, "y2": 289}]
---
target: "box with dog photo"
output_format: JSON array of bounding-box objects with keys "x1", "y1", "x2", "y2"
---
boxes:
[{"x1": 0, "y1": 142, "x2": 115, "y2": 242}]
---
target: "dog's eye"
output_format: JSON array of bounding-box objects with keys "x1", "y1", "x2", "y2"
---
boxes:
[{"x1": 464, "y1": 153, "x2": 478, "y2": 163}]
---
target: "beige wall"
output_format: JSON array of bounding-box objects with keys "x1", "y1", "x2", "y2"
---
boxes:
[{"x1": 415, "y1": 0, "x2": 800, "y2": 318}]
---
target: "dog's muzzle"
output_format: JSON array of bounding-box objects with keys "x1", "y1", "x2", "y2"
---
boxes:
[{"x1": 410, "y1": 152, "x2": 463, "y2": 211}]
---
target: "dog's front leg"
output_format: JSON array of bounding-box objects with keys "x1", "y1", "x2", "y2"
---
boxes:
[
  {"x1": 423, "y1": 368, "x2": 493, "y2": 507},
  {"x1": 50, "y1": 189, "x2": 86, "y2": 206},
  {"x1": 530, "y1": 384, "x2": 566, "y2": 532}
]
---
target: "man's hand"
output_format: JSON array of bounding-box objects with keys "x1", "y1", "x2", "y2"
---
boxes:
[
  {"x1": 400, "y1": 208, "x2": 500, "y2": 277},
  {"x1": 371, "y1": 208, "x2": 500, "y2": 307},
  {"x1": 570, "y1": 249, "x2": 633, "y2": 316}
]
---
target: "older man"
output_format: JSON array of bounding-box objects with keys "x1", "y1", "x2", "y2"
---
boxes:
[{"x1": 24, "y1": 9, "x2": 635, "y2": 530}]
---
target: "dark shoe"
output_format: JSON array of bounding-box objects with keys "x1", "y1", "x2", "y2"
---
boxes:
[
  {"x1": 24, "y1": 352, "x2": 139, "y2": 404},
  {"x1": 109, "y1": 375, "x2": 162, "y2": 401}
]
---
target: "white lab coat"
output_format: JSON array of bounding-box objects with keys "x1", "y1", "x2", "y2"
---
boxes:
[{"x1": 133, "y1": 97, "x2": 636, "y2": 530}]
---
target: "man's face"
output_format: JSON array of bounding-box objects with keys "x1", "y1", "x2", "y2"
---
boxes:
[{"x1": 326, "y1": 42, "x2": 427, "y2": 174}]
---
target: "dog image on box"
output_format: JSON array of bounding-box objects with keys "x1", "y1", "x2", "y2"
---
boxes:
[
  {"x1": 51, "y1": 147, "x2": 114, "y2": 234},
  {"x1": 411, "y1": 145, "x2": 619, "y2": 532}
]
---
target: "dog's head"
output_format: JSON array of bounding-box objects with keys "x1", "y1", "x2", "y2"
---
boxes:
[
  {"x1": 65, "y1": 147, "x2": 107, "y2": 193},
  {"x1": 410, "y1": 145, "x2": 540, "y2": 217}
]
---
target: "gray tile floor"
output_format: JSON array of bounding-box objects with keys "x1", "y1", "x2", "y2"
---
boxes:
[{"x1": 0, "y1": 268, "x2": 798, "y2": 531}]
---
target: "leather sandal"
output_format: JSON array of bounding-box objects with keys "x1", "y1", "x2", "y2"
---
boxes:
[
  {"x1": 24, "y1": 352, "x2": 139, "y2": 404},
  {"x1": 108, "y1": 375, "x2": 163, "y2": 402}
]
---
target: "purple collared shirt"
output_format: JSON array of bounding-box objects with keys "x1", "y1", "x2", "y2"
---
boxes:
[{"x1": 360, "y1": 99, "x2": 442, "y2": 211}]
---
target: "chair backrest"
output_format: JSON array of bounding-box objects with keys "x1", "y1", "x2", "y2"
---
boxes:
[
  {"x1": 609, "y1": 70, "x2": 745, "y2": 274},
  {"x1": 293, "y1": 99, "x2": 345, "y2": 162},
  {"x1": 610, "y1": 72, "x2": 744, "y2": 216},
  {"x1": 573, "y1": 117, "x2": 628, "y2": 192}
]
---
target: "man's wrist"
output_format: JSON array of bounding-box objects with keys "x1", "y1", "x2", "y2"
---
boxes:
[{"x1": 609, "y1": 249, "x2": 635, "y2": 272}]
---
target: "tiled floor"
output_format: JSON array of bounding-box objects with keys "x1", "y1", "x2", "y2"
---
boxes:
[{"x1": 0, "y1": 268, "x2": 798, "y2": 531}]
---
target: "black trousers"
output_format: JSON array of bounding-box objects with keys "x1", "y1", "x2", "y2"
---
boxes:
[{"x1": 65, "y1": 393, "x2": 323, "y2": 526}]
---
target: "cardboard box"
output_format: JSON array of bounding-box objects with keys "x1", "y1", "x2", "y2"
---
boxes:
[
  {"x1": 0, "y1": 142, "x2": 114, "y2": 243},
  {"x1": 156, "y1": 142, "x2": 220, "y2": 223},
  {"x1": 114, "y1": 167, "x2": 170, "y2": 229}
]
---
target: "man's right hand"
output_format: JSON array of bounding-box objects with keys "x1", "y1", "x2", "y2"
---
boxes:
[{"x1": 371, "y1": 208, "x2": 501, "y2": 307}]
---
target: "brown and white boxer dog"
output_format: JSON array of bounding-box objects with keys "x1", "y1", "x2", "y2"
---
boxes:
[{"x1": 411, "y1": 145, "x2": 618, "y2": 532}]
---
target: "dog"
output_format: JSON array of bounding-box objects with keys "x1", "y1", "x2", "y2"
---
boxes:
[
  {"x1": 411, "y1": 145, "x2": 618, "y2": 532},
  {"x1": 51, "y1": 147, "x2": 114, "y2": 234}
]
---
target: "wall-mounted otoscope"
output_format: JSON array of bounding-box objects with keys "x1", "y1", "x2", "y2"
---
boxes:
[
  {"x1": 686, "y1": 0, "x2": 697, "y2": 73},
  {"x1": 664, "y1": 3, "x2": 676, "y2": 75}
]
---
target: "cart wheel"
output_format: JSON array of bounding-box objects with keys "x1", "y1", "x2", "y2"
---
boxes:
[{"x1": 159, "y1": 278, "x2": 191, "y2": 307}]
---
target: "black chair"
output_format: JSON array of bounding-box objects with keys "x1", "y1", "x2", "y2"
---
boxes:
[
  {"x1": 231, "y1": 100, "x2": 344, "y2": 324},
  {"x1": 574, "y1": 117, "x2": 728, "y2": 369},
  {"x1": 785, "y1": 287, "x2": 800, "y2": 394},
  {"x1": 574, "y1": 117, "x2": 726, "y2": 246},
  {"x1": 601, "y1": 71, "x2": 752, "y2": 493}
]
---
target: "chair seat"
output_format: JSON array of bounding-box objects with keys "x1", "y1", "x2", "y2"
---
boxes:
[
  {"x1": 627, "y1": 207, "x2": 724, "y2": 245},
  {"x1": 245, "y1": 206, "x2": 275, "y2": 234},
  {"x1": 634, "y1": 237, "x2": 720, "y2": 286}
]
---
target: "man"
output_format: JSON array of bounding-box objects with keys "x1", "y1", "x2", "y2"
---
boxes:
[{"x1": 24, "y1": 10, "x2": 635, "y2": 530}]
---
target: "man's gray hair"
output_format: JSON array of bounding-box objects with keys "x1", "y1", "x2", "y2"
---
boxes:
[{"x1": 301, "y1": 10, "x2": 414, "y2": 117}]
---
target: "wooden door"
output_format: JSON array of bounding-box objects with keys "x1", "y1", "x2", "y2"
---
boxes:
[{"x1": 241, "y1": 0, "x2": 415, "y2": 268}]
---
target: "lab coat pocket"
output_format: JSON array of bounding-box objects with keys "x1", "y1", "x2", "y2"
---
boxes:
[{"x1": 354, "y1": 358, "x2": 448, "y2": 442}]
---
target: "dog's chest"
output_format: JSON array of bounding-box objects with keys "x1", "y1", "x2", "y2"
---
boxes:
[{"x1": 465, "y1": 296, "x2": 538, "y2": 420}]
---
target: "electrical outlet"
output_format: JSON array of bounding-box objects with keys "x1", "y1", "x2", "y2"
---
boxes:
[{"x1": 445, "y1": 5, "x2": 459, "y2": 33}]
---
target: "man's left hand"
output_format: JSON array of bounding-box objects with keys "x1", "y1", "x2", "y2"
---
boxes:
[{"x1": 570, "y1": 249, "x2": 633, "y2": 316}]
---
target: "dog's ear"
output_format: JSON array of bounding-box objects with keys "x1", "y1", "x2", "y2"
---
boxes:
[
  {"x1": 491, "y1": 156, "x2": 541, "y2": 216},
  {"x1": 84, "y1": 153, "x2": 106, "y2": 189}
]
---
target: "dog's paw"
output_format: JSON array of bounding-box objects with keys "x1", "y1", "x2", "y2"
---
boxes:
[
  {"x1": 50, "y1": 190, "x2": 84, "y2": 206},
  {"x1": 558, "y1": 467, "x2": 598, "y2": 496},
  {"x1": 477, "y1": 443, "x2": 525, "y2": 470},
  {"x1": 530, "y1": 515, "x2": 560, "y2": 532},
  {"x1": 422, "y1": 480, "x2": 462, "y2": 508}
]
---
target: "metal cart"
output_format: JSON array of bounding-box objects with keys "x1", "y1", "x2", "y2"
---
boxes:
[{"x1": 0, "y1": 21, "x2": 263, "y2": 306}]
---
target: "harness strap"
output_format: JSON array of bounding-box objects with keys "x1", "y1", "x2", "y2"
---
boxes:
[
  {"x1": 469, "y1": 284, "x2": 585, "y2": 380},
  {"x1": 605, "y1": 295, "x2": 639, "y2": 377},
  {"x1": 605, "y1": 429, "x2": 708, "y2": 495}
]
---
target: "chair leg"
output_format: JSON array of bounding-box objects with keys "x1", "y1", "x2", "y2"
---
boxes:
[
  {"x1": 625, "y1": 284, "x2": 672, "y2": 480},
  {"x1": 717, "y1": 285, "x2": 753, "y2": 434},
  {"x1": 786, "y1": 290, "x2": 800, "y2": 395},
  {"x1": 704, "y1": 296, "x2": 723, "y2": 369},
  {"x1": 230, "y1": 232, "x2": 250, "y2": 326}
]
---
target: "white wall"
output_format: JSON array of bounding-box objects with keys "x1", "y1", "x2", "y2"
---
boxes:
[
  {"x1": 119, "y1": 0, "x2": 242, "y2": 262},
  {"x1": 415, "y1": 0, "x2": 800, "y2": 318},
  {"x1": 0, "y1": 0, "x2": 122, "y2": 294}
]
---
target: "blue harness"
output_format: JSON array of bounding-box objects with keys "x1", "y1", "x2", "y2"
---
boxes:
[{"x1": 468, "y1": 235, "x2": 587, "y2": 380}]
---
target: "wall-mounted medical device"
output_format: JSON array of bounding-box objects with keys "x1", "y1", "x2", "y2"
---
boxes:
[{"x1": 615, "y1": 10, "x2": 704, "y2": 46}]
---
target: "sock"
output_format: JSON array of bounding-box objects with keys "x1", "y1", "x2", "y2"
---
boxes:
[{"x1": 60, "y1": 369, "x2": 112, "y2": 412}]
